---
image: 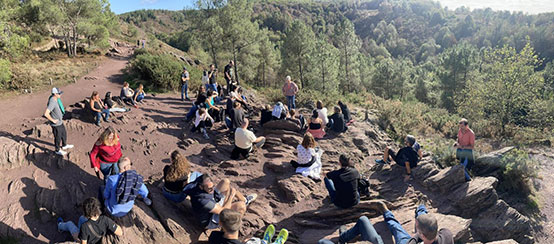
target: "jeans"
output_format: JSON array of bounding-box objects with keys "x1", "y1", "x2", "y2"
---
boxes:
[
  {"x1": 384, "y1": 205, "x2": 429, "y2": 244},
  {"x1": 100, "y1": 163, "x2": 119, "y2": 179},
  {"x1": 181, "y1": 83, "x2": 189, "y2": 100},
  {"x1": 456, "y1": 149, "x2": 474, "y2": 181},
  {"x1": 51, "y1": 124, "x2": 67, "y2": 152},
  {"x1": 136, "y1": 93, "x2": 144, "y2": 102},
  {"x1": 286, "y1": 95, "x2": 295, "y2": 110},
  {"x1": 225, "y1": 117, "x2": 233, "y2": 130},
  {"x1": 186, "y1": 105, "x2": 199, "y2": 120},
  {"x1": 324, "y1": 177, "x2": 337, "y2": 203},
  {"x1": 58, "y1": 215, "x2": 88, "y2": 235},
  {"x1": 318, "y1": 216, "x2": 384, "y2": 244},
  {"x1": 206, "y1": 84, "x2": 217, "y2": 93},
  {"x1": 94, "y1": 109, "x2": 110, "y2": 125}
]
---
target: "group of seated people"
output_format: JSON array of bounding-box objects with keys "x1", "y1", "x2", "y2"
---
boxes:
[
  {"x1": 57, "y1": 128, "x2": 151, "y2": 243},
  {"x1": 87, "y1": 82, "x2": 141, "y2": 126}
]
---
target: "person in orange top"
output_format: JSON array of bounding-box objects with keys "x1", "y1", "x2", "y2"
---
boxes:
[
  {"x1": 89, "y1": 127, "x2": 123, "y2": 180},
  {"x1": 454, "y1": 118, "x2": 475, "y2": 181}
]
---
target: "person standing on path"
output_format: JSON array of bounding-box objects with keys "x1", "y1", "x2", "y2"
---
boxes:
[
  {"x1": 282, "y1": 76, "x2": 299, "y2": 111},
  {"x1": 44, "y1": 87, "x2": 73, "y2": 155},
  {"x1": 454, "y1": 118, "x2": 475, "y2": 181},
  {"x1": 208, "y1": 64, "x2": 218, "y2": 93},
  {"x1": 181, "y1": 67, "x2": 190, "y2": 101}
]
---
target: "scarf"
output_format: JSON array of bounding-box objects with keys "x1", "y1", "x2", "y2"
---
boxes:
[{"x1": 115, "y1": 170, "x2": 144, "y2": 204}]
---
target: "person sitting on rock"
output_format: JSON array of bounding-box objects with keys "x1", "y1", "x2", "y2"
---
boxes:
[
  {"x1": 229, "y1": 86, "x2": 249, "y2": 111},
  {"x1": 315, "y1": 100, "x2": 330, "y2": 126},
  {"x1": 327, "y1": 106, "x2": 347, "y2": 133},
  {"x1": 133, "y1": 84, "x2": 145, "y2": 104},
  {"x1": 89, "y1": 91, "x2": 111, "y2": 126},
  {"x1": 375, "y1": 135, "x2": 422, "y2": 182},
  {"x1": 186, "y1": 85, "x2": 208, "y2": 122},
  {"x1": 104, "y1": 92, "x2": 129, "y2": 113},
  {"x1": 338, "y1": 101, "x2": 353, "y2": 125},
  {"x1": 290, "y1": 132, "x2": 323, "y2": 180},
  {"x1": 163, "y1": 150, "x2": 202, "y2": 203},
  {"x1": 231, "y1": 119, "x2": 266, "y2": 160},
  {"x1": 206, "y1": 90, "x2": 224, "y2": 122},
  {"x1": 286, "y1": 109, "x2": 305, "y2": 131},
  {"x1": 260, "y1": 104, "x2": 273, "y2": 126},
  {"x1": 183, "y1": 174, "x2": 257, "y2": 230},
  {"x1": 192, "y1": 107, "x2": 214, "y2": 140},
  {"x1": 90, "y1": 127, "x2": 122, "y2": 180},
  {"x1": 272, "y1": 102, "x2": 287, "y2": 120},
  {"x1": 103, "y1": 157, "x2": 151, "y2": 217},
  {"x1": 57, "y1": 197, "x2": 123, "y2": 243},
  {"x1": 208, "y1": 209, "x2": 244, "y2": 244},
  {"x1": 324, "y1": 154, "x2": 361, "y2": 209},
  {"x1": 120, "y1": 82, "x2": 137, "y2": 108},
  {"x1": 228, "y1": 101, "x2": 245, "y2": 131},
  {"x1": 454, "y1": 118, "x2": 475, "y2": 182},
  {"x1": 307, "y1": 110, "x2": 326, "y2": 139}
]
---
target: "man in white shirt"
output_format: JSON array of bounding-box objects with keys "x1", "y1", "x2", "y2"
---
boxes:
[{"x1": 231, "y1": 119, "x2": 265, "y2": 160}]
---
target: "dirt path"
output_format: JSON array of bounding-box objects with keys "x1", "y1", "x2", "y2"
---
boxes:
[
  {"x1": 0, "y1": 50, "x2": 132, "y2": 127},
  {"x1": 533, "y1": 149, "x2": 554, "y2": 243}
]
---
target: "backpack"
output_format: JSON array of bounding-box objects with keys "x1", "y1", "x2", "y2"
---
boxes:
[{"x1": 358, "y1": 177, "x2": 370, "y2": 197}]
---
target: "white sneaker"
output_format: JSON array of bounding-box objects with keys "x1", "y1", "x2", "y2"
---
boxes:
[
  {"x1": 62, "y1": 144, "x2": 74, "y2": 150},
  {"x1": 55, "y1": 150, "x2": 67, "y2": 156}
]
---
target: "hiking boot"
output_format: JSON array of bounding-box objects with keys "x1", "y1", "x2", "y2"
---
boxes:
[
  {"x1": 375, "y1": 159, "x2": 387, "y2": 165},
  {"x1": 245, "y1": 193, "x2": 257, "y2": 206},
  {"x1": 62, "y1": 144, "x2": 74, "y2": 150},
  {"x1": 262, "y1": 224, "x2": 275, "y2": 244},
  {"x1": 55, "y1": 150, "x2": 67, "y2": 156},
  {"x1": 272, "y1": 229, "x2": 289, "y2": 244}
]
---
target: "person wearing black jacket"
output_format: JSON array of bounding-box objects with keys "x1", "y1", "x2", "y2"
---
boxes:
[
  {"x1": 328, "y1": 106, "x2": 347, "y2": 133},
  {"x1": 338, "y1": 101, "x2": 352, "y2": 123},
  {"x1": 324, "y1": 154, "x2": 360, "y2": 209}
]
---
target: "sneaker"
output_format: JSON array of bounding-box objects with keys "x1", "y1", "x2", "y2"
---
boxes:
[
  {"x1": 338, "y1": 225, "x2": 348, "y2": 244},
  {"x1": 272, "y1": 229, "x2": 289, "y2": 244},
  {"x1": 55, "y1": 150, "x2": 67, "y2": 156},
  {"x1": 143, "y1": 197, "x2": 152, "y2": 206},
  {"x1": 262, "y1": 224, "x2": 275, "y2": 244},
  {"x1": 375, "y1": 159, "x2": 387, "y2": 165},
  {"x1": 245, "y1": 193, "x2": 257, "y2": 206},
  {"x1": 62, "y1": 145, "x2": 74, "y2": 150}
]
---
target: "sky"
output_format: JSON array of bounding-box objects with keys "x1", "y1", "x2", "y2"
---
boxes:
[
  {"x1": 109, "y1": 0, "x2": 554, "y2": 15},
  {"x1": 110, "y1": 0, "x2": 195, "y2": 14}
]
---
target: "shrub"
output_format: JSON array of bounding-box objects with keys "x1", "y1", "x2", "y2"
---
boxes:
[
  {"x1": 0, "y1": 59, "x2": 11, "y2": 88},
  {"x1": 498, "y1": 149, "x2": 538, "y2": 196},
  {"x1": 130, "y1": 52, "x2": 182, "y2": 90}
]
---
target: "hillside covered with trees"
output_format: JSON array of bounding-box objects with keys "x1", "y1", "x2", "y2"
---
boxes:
[{"x1": 122, "y1": 0, "x2": 554, "y2": 143}]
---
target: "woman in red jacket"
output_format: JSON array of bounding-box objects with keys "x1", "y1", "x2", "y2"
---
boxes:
[{"x1": 89, "y1": 127, "x2": 122, "y2": 180}]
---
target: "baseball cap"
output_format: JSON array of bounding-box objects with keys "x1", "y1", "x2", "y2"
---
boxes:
[
  {"x1": 183, "y1": 66, "x2": 187, "y2": 70},
  {"x1": 51, "y1": 87, "x2": 63, "y2": 95}
]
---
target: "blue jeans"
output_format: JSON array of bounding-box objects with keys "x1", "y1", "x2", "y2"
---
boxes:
[
  {"x1": 58, "y1": 215, "x2": 88, "y2": 235},
  {"x1": 136, "y1": 93, "x2": 144, "y2": 102},
  {"x1": 225, "y1": 117, "x2": 232, "y2": 130},
  {"x1": 206, "y1": 84, "x2": 217, "y2": 93},
  {"x1": 100, "y1": 163, "x2": 119, "y2": 179},
  {"x1": 181, "y1": 83, "x2": 189, "y2": 100},
  {"x1": 384, "y1": 205, "x2": 428, "y2": 244},
  {"x1": 286, "y1": 95, "x2": 295, "y2": 110},
  {"x1": 456, "y1": 149, "x2": 474, "y2": 181},
  {"x1": 94, "y1": 109, "x2": 110, "y2": 124},
  {"x1": 318, "y1": 216, "x2": 384, "y2": 244},
  {"x1": 186, "y1": 105, "x2": 199, "y2": 120}
]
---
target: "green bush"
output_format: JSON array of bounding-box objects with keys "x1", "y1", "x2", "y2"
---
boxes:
[
  {"x1": 130, "y1": 52, "x2": 182, "y2": 90},
  {"x1": 0, "y1": 59, "x2": 12, "y2": 88},
  {"x1": 498, "y1": 149, "x2": 539, "y2": 196}
]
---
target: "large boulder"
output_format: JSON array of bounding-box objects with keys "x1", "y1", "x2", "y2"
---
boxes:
[
  {"x1": 412, "y1": 161, "x2": 440, "y2": 180},
  {"x1": 434, "y1": 213, "x2": 472, "y2": 242},
  {"x1": 263, "y1": 120, "x2": 301, "y2": 132},
  {"x1": 277, "y1": 175, "x2": 320, "y2": 203},
  {"x1": 470, "y1": 200, "x2": 532, "y2": 244},
  {"x1": 423, "y1": 165, "x2": 466, "y2": 193},
  {"x1": 473, "y1": 147, "x2": 515, "y2": 176},
  {"x1": 32, "y1": 124, "x2": 53, "y2": 139},
  {"x1": 448, "y1": 177, "x2": 498, "y2": 217}
]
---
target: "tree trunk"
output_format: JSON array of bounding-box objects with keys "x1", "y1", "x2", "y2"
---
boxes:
[
  {"x1": 72, "y1": 25, "x2": 77, "y2": 57},
  {"x1": 298, "y1": 59, "x2": 304, "y2": 89},
  {"x1": 233, "y1": 44, "x2": 239, "y2": 84},
  {"x1": 64, "y1": 34, "x2": 71, "y2": 57}
]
